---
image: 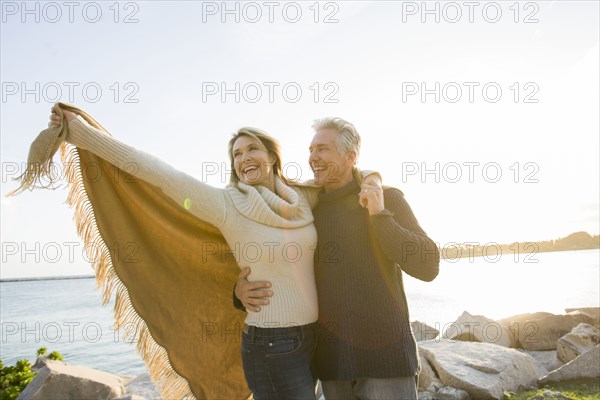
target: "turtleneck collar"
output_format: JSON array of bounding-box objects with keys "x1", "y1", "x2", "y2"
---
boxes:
[
  {"x1": 318, "y1": 178, "x2": 360, "y2": 204},
  {"x1": 226, "y1": 176, "x2": 314, "y2": 229}
]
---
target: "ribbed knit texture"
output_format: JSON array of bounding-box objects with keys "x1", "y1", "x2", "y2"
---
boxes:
[
  {"x1": 313, "y1": 178, "x2": 440, "y2": 380},
  {"x1": 67, "y1": 116, "x2": 319, "y2": 327}
]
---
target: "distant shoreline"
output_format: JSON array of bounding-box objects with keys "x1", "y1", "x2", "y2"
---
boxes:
[
  {"x1": 0, "y1": 275, "x2": 95, "y2": 283},
  {"x1": 454, "y1": 243, "x2": 599, "y2": 259},
  {"x1": 450, "y1": 231, "x2": 599, "y2": 259}
]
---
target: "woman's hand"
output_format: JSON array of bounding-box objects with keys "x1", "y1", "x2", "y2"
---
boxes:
[{"x1": 49, "y1": 104, "x2": 77, "y2": 126}]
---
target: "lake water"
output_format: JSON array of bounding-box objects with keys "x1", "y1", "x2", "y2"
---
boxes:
[{"x1": 1, "y1": 249, "x2": 598, "y2": 376}]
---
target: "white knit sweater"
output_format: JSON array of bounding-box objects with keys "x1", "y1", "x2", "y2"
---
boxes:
[{"x1": 68, "y1": 116, "x2": 323, "y2": 327}]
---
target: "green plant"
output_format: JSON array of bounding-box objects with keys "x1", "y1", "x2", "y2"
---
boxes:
[
  {"x1": 0, "y1": 348, "x2": 64, "y2": 400},
  {"x1": 47, "y1": 352, "x2": 63, "y2": 361},
  {"x1": 0, "y1": 359, "x2": 36, "y2": 400},
  {"x1": 509, "y1": 379, "x2": 600, "y2": 400}
]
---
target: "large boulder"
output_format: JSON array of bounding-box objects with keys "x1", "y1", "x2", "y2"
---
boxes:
[
  {"x1": 418, "y1": 354, "x2": 442, "y2": 391},
  {"x1": 17, "y1": 359, "x2": 125, "y2": 400},
  {"x1": 418, "y1": 391, "x2": 435, "y2": 400},
  {"x1": 498, "y1": 312, "x2": 595, "y2": 350},
  {"x1": 518, "y1": 350, "x2": 564, "y2": 376},
  {"x1": 557, "y1": 323, "x2": 600, "y2": 363},
  {"x1": 539, "y1": 344, "x2": 600, "y2": 384},
  {"x1": 418, "y1": 340, "x2": 539, "y2": 400},
  {"x1": 123, "y1": 373, "x2": 162, "y2": 399},
  {"x1": 443, "y1": 311, "x2": 511, "y2": 348},
  {"x1": 412, "y1": 321, "x2": 440, "y2": 341},
  {"x1": 565, "y1": 307, "x2": 600, "y2": 327},
  {"x1": 497, "y1": 312, "x2": 554, "y2": 348},
  {"x1": 434, "y1": 386, "x2": 470, "y2": 400}
]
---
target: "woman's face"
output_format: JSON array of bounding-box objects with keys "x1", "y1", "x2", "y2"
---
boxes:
[{"x1": 232, "y1": 135, "x2": 276, "y2": 188}]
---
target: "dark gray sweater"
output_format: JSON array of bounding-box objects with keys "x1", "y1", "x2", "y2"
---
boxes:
[{"x1": 312, "y1": 178, "x2": 439, "y2": 380}]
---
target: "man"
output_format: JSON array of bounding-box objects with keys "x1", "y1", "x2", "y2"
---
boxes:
[{"x1": 235, "y1": 117, "x2": 440, "y2": 400}]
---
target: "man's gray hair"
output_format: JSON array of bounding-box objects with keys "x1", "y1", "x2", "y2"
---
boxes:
[{"x1": 312, "y1": 117, "x2": 361, "y2": 163}]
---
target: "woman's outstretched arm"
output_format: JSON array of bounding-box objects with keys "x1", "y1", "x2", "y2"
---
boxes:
[{"x1": 52, "y1": 107, "x2": 228, "y2": 228}]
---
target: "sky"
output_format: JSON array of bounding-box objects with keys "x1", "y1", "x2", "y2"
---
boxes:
[{"x1": 1, "y1": 1, "x2": 599, "y2": 279}]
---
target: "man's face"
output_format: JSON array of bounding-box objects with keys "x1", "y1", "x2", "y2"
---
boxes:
[{"x1": 308, "y1": 128, "x2": 354, "y2": 186}]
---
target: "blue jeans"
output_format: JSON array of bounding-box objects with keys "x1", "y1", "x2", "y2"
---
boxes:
[{"x1": 241, "y1": 323, "x2": 318, "y2": 400}]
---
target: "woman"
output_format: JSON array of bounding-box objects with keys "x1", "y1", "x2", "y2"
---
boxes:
[{"x1": 47, "y1": 105, "x2": 380, "y2": 400}]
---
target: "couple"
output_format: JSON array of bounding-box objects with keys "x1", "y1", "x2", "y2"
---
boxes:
[
  {"x1": 231, "y1": 119, "x2": 440, "y2": 400},
  {"x1": 41, "y1": 107, "x2": 438, "y2": 400}
]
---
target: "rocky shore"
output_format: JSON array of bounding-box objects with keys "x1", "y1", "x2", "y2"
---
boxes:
[{"x1": 16, "y1": 307, "x2": 600, "y2": 400}]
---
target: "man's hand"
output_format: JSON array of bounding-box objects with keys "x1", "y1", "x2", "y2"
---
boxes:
[
  {"x1": 359, "y1": 182, "x2": 385, "y2": 215},
  {"x1": 235, "y1": 267, "x2": 273, "y2": 312}
]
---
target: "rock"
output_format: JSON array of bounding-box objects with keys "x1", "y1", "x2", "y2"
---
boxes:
[
  {"x1": 528, "y1": 389, "x2": 573, "y2": 399},
  {"x1": 498, "y1": 312, "x2": 595, "y2": 350},
  {"x1": 498, "y1": 312, "x2": 554, "y2": 348},
  {"x1": 539, "y1": 344, "x2": 600, "y2": 384},
  {"x1": 31, "y1": 356, "x2": 52, "y2": 371},
  {"x1": 413, "y1": 321, "x2": 440, "y2": 341},
  {"x1": 418, "y1": 353, "x2": 442, "y2": 391},
  {"x1": 518, "y1": 350, "x2": 564, "y2": 378},
  {"x1": 434, "y1": 386, "x2": 470, "y2": 400},
  {"x1": 565, "y1": 307, "x2": 600, "y2": 326},
  {"x1": 556, "y1": 323, "x2": 600, "y2": 363},
  {"x1": 427, "y1": 382, "x2": 443, "y2": 394},
  {"x1": 516, "y1": 351, "x2": 551, "y2": 380},
  {"x1": 16, "y1": 359, "x2": 125, "y2": 400},
  {"x1": 113, "y1": 396, "x2": 147, "y2": 400},
  {"x1": 123, "y1": 373, "x2": 162, "y2": 399},
  {"x1": 443, "y1": 311, "x2": 511, "y2": 348},
  {"x1": 419, "y1": 391, "x2": 435, "y2": 400},
  {"x1": 418, "y1": 340, "x2": 539, "y2": 400}
]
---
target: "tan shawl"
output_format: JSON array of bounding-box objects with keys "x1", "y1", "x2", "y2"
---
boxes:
[{"x1": 6, "y1": 103, "x2": 249, "y2": 399}]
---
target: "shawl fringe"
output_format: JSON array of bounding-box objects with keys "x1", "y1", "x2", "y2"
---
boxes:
[
  {"x1": 59, "y1": 142, "x2": 195, "y2": 399},
  {"x1": 5, "y1": 124, "x2": 66, "y2": 196}
]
